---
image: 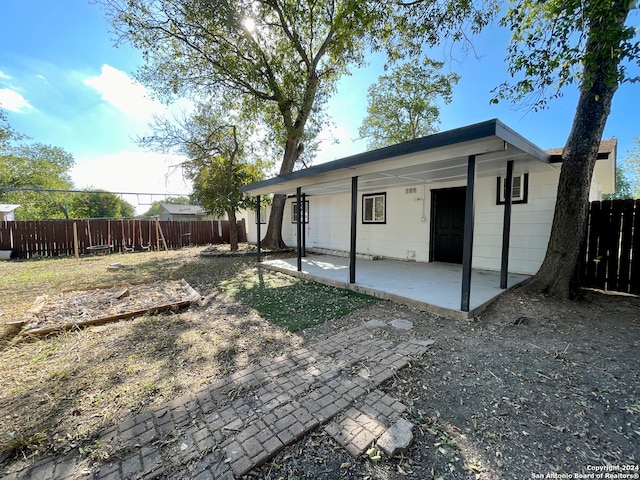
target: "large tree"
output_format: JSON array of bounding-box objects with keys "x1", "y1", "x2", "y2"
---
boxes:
[
  {"x1": 68, "y1": 189, "x2": 135, "y2": 219},
  {"x1": 99, "y1": 0, "x2": 379, "y2": 248},
  {"x1": 139, "y1": 103, "x2": 267, "y2": 250},
  {"x1": 493, "y1": 0, "x2": 639, "y2": 298},
  {"x1": 99, "y1": 0, "x2": 496, "y2": 248},
  {"x1": 358, "y1": 59, "x2": 459, "y2": 149},
  {"x1": 0, "y1": 112, "x2": 76, "y2": 220}
]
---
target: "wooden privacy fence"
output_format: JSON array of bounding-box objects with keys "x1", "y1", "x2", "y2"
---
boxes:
[
  {"x1": 0, "y1": 218, "x2": 247, "y2": 259},
  {"x1": 579, "y1": 199, "x2": 640, "y2": 295}
]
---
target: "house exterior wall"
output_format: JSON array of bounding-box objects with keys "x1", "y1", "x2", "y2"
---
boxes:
[
  {"x1": 157, "y1": 212, "x2": 221, "y2": 221},
  {"x1": 473, "y1": 167, "x2": 559, "y2": 274},
  {"x1": 242, "y1": 162, "x2": 607, "y2": 276},
  {"x1": 0, "y1": 211, "x2": 15, "y2": 221}
]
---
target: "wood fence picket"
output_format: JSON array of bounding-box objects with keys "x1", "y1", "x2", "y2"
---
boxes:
[
  {"x1": 0, "y1": 219, "x2": 246, "y2": 259},
  {"x1": 580, "y1": 199, "x2": 640, "y2": 295}
]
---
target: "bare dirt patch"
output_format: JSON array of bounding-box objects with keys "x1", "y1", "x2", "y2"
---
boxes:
[
  {"x1": 252, "y1": 290, "x2": 640, "y2": 480},
  {"x1": 12, "y1": 279, "x2": 200, "y2": 335},
  {"x1": 1, "y1": 247, "x2": 638, "y2": 479}
]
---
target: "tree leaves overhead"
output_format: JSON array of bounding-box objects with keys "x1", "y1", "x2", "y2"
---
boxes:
[
  {"x1": 384, "y1": 0, "x2": 501, "y2": 60},
  {"x1": 100, "y1": 0, "x2": 502, "y2": 247},
  {"x1": 492, "y1": 0, "x2": 640, "y2": 111},
  {"x1": 100, "y1": 0, "x2": 388, "y2": 247},
  {"x1": 494, "y1": 0, "x2": 637, "y2": 298},
  {"x1": 102, "y1": 0, "x2": 374, "y2": 144},
  {"x1": 359, "y1": 59, "x2": 460, "y2": 149}
]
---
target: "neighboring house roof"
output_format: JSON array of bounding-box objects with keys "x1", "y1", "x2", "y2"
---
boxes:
[
  {"x1": 159, "y1": 204, "x2": 206, "y2": 215},
  {"x1": 545, "y1": 138, "x2": 617, "y2": 194},
  {"x1": 242, "y1": 118, "x2": 553, "y2": 197},
  {"x1": 0, "y1": 204, "x2": 20, "y2": 213},
  {"x1": 545, "y1": 138, "x2": 617, "y2": 159}
]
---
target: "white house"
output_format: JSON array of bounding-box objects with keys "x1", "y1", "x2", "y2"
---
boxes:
[
  {"x1": 0, "y1": 204, "x2": 20, "y2": 221},
  {"x1": 156, "y1": 203, "x2": 221, "y2": 222},
  {"x1": 241, "y1": 119, "x2": 616, "y2": 314}
]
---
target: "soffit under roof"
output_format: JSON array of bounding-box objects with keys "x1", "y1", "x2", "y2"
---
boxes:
[{"x1": 243, "y1": 119, "x2": 553, "y2": 197}]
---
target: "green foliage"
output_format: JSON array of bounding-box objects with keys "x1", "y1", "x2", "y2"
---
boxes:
[
  {"x1": 605, "y1": 138, "x2": 640, "y2": 199},
  {"x1": 140, "y1": 102, "x2": 268, "y2": 219},
  {"x1": 100, "y1": 0, "x2": 500, "y2": 246},
  {"x1": 359, "y1": 59, "x2": 460, "y2": 149},
  {"x1": 139, "y1": 100, "x2": 268, "y2": 249},
  {"x1": 0, "y1": 112, "x2": 76, "y2": 220},
  {"x1": 492, "y1": 0, "x2": 639, "y2": 110},
  {"x1": 380, "y1": 1, "x2": 500, "y2": 61},
  {"x1": 99, "y1": 0, "x2": 381, "y2": 171},
  {"x1": 68, "y1": 189, "x2": 136, "y2": 219}
]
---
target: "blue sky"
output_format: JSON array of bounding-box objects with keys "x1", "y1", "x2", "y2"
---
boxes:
[{"x1": 1, "y1": 1, "x2": 638, "y2": 213}]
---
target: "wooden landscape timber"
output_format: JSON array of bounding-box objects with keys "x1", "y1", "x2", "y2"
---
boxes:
[{"x1": 15, "y1": 279, "x2": 202, "y2": 338}]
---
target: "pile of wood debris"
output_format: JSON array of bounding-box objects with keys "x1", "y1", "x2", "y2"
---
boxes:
[{"x1": 11, "y1": 279, "x2": 201, "y2": 336}]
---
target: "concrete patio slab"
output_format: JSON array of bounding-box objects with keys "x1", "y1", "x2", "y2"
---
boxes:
[{"x1": 261, "y1": 254, "x2": 530, "y2": 319}]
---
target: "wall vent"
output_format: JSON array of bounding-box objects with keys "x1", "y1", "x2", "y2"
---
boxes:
[{"x1": 405, "y1": 187, "x2": 417, "y2": 195}]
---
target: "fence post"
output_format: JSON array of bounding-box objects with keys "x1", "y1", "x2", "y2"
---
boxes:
[{"x1": 73, "y1": 221, "x2": 79, "y2": 260}]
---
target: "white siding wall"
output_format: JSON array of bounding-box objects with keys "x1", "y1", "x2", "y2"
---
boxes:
[
  {"x1": 242, "y1": 167, "x2": 565, "y2": 275},
  {"x1": 277, "y1": 187, "x2": 432, "y2": 262},
  {"x1": 473, "y1": 167, "x2": 560, "y2": 274}
]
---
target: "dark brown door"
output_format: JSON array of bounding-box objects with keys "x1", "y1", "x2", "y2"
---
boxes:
[{"x1": 431, "y1": 187, "x2": 466, "y2": 264}]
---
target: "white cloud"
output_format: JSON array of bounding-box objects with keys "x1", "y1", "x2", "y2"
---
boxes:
[
  {"x1": 71, "y1": 149, "x2": 191, "y2": 214},
  {"x1": 0, "y1": 88, "x2": 33, "y2": 112},
  {"x1": 83, "y1": 64, "x2": 162, "y2": 120},
  {"x1": 0, "y1": 71, "x2": 10, "y2": 80}
]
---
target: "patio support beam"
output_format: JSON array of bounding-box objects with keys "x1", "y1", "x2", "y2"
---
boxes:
[
  {"x1": 461, "y1": 155, "x2": 476, "y2": 312},
  {"x1": 302, "y1": 193, "x2": 307, "y2": 257},
  {"x1": 349, "y1": 176, "x2": 358, "y2": 283},
  {"x1": 296, "y1": 187, "x2": 302, "y2": 271},
  {"x1": 256, "y1": 195, "x2": 261, "y2": 263},
  {"x1": 500, "y1": 160, "x2": 514, "y2": 288}
]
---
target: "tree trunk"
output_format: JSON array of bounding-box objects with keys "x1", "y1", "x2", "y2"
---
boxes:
[
  {"x1": 260, "y1": 136, "x2": 304, "y2": 249},
  {"x1": 524, "y1": 3, "x2": 628, "y2": 299},
  {"x1": 227, "y1": 209, "x2": 238, "y2": 251}
]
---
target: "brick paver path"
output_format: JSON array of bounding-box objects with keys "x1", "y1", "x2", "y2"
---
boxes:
[{"x1": 2, "y1": 321, "x2": 434, "y2": 480}]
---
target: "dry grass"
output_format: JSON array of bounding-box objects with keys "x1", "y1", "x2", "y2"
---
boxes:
[{"x1": 0, "y1": 246, "x2": 353, "y2": 471}]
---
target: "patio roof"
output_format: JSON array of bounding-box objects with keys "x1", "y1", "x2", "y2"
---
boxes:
[{"x1": 242, "y1": 118, "x2": 552, "y2": 197}]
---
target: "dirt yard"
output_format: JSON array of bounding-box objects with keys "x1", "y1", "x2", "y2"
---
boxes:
[
  {"x1": 1, "y1": 247, "x2": 638, "y2": 479},
  {"x1": 251, "y1": 290, "x2": 640, "y2": 480}
]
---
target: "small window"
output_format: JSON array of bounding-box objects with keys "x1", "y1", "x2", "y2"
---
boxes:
[
  {"x1": 255, "y1": 206, "x2": 267, "y2": 224},
  {"x1": 291, "y1": 201, "x2": 309, "y2": 223},
  {"x1": 362, "y1": 193, "x2": 386, "y2": 224},
  {"x1": 496, "y1": 173, "x2": 529, "y2": 205}
]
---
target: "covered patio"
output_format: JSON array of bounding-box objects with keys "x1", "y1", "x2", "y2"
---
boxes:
[
  {"x1": 260, "y1": 254, "x2": 530, "y2": 319},
  {"x1": 243, "y1": 119, "x2": 552, "y2": 317}
]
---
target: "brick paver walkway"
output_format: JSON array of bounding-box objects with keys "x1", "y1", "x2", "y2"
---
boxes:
[{"x1": 2, "y1": 320, "x2": 434, "y2": 480}]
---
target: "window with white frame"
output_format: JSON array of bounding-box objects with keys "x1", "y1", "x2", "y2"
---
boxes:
[
  {"x1": 362, "y1": 193, "x2": 386, "y2": 224},
  {"x1": 496, "y1": 173, "x2": 529, "y2": 205},
  {"x1": 291, "y1": 200, "x2": 309, "y2": 223}
]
